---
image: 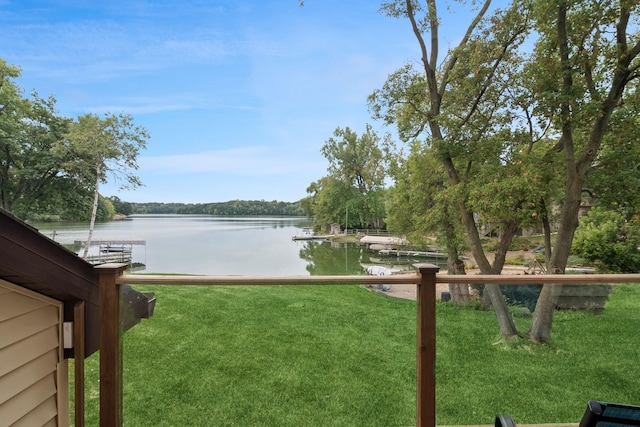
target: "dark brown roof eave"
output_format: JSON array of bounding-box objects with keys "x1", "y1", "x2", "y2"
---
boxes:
[{"x1": 0, "y1": 208, "x2": 99, "y2": 304}]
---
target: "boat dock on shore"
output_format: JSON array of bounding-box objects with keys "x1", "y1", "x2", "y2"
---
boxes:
[
  {"x1": 74, "y1": 239, "x2": 146, "y2": 266},
  {"x1": 291, "y1": 234, "x2": 332, "y2": 241},
  {"x1": 291, "y1": 226, "x2": 332, "y2": 241},
  {"x1": 360, "y1": 235, "x2": 447, "y2": 259},
  {"x1": 377, "y1": 249, "x2": 447, "y2": 258}
]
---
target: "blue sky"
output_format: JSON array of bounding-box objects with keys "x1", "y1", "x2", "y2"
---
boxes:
[{"x1": 0, "y1": 0, "x2": 502, "y2": 204}]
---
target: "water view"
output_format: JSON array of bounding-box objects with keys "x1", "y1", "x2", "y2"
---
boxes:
[{"x1": 32, "y1": 215, "x2": 442, "y2": 276}]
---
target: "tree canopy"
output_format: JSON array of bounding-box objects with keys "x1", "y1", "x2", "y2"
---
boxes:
[
  {"x1": 0, "y1": 59, "x2": 94, "y2": 220},
  {"x1": 64, "y1": 112, "x2": 149, "y2": 257},
  {"x1": 370, "y1": 0, "x2": 640, "y2": 342},
  {"x1": 302, "y1": 125, "x2": 390, "y2": 230},
  {"x1": 0, "y1": 58, "x2": 150, "y2": 222}
]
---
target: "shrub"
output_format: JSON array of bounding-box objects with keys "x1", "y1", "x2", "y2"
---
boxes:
[
  {"x1": 572, "y1": 208, "x2": 640, "y2": 273},
  {"x1": 508, "y1": 236, "x2": 534, "y2": 251}
]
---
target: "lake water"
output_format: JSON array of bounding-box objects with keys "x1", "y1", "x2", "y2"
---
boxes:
[{"x1": 32, "y1": 215, "x2": 438, "y2": 276}]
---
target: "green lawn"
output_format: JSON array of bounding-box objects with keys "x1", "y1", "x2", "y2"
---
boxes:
[{"x1": 75, "y1": 284, "x2": 640, "y2": 426}]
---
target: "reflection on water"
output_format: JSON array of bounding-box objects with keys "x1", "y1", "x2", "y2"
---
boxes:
[
  {"x1": 31, "y1": 215, "x2": 448, "y2": 276},
  {"x1": 298, "y1": 241, "x2": 448, "y2": 276}
]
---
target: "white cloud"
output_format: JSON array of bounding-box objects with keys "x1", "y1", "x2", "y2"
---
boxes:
[{"x1": 140, "y1": 146, "x2": 323, "y2": 176}]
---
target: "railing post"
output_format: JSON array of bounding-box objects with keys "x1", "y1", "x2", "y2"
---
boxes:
[
  {"x1": 96, "y1": 263, "x2": 128, "y2": 427},
  {"x1": 415, "y1": 263, "x2": 440, "y2": 427}
]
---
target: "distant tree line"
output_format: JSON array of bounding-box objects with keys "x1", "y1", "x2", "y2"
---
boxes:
[{"x1": 113, "y1": 198, "x2": 305, "y2": 216}]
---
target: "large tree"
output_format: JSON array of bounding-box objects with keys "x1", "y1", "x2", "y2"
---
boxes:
[
  {"x1": 527, "y1": 0, "x2": 640, "y2": 341},
  {"x1": 0, "y1": 59, "x2": 91, "y2": 219},
  {"x1": 304, "y1": 125, "x2": 389, "y2": 230},
  {"x1": 372, "y1": 0, "x2": 640, "y2": 342},
  {"x1": 65, "y1": 113, "x2": 149, "y2": 257},
  {"x1": 370, "y1": 0, "x2": 535, "y2": 338}
]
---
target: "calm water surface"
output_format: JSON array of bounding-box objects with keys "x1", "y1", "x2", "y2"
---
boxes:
[{"x1": 31, "y1": 215, "x2": 432, "y2": 276}]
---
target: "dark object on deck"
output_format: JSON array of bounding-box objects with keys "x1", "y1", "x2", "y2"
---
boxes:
[
  {"x1": 495, "y1": 414, "x2": 517, "y2": 427},
  {"x1": 579, "y1": 400, "x2": 640, "y2": 427}
]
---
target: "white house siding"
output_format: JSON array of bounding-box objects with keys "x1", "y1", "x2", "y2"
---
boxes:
[{"x1": 0, "y1": 280, "x2": 67, "y2": 427}]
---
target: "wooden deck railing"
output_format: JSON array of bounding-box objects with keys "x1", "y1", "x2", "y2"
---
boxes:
[{"x1": 94, "y1": 263, "x2": 640, "y2": 427}]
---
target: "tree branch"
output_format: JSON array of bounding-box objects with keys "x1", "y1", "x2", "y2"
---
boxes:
[{"x1": 438, "y1": 0, "x2": 492, "y2": 97}]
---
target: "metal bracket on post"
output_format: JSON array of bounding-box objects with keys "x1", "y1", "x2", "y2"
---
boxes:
[{"x1": 414, "y1": 263, "x2": 440, "y2": 427}]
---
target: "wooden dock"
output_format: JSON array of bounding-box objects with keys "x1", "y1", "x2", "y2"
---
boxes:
[
  {"x1": 378, "y1": 249, "x2": 447, "y2": 258},
  {"x1": 291, "y1": 235, "x2": 332, "y2": 241}
]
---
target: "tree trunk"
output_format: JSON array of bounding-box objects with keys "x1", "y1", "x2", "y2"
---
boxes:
[
  {"x1": 529, "y1": 176, "x2": 582, "y2": 341},
  {"x1": 540, "y1": 199, "x2": 552, "y2": 269},
  {"x1": 458, "y1": 199, "x2": 519, "y2": 339},
  {"x1": 529, "y1": 1, "x2": 574, "y2": 343},
  {"x1": 82, "y1": 169, "x2": 101, "y2": 259},
  {"x1": 441, "y1": 207, "x2": 471, "y2": 305},
  {"x1": 447, "y1": 258, "x2": 471, "y2": 305},
  {"x1": 405, "y1": 0, "x2": 517, "y2": 337},
  {"x1": 491, "y1": 220, "x2": 518, "y2": 274}
]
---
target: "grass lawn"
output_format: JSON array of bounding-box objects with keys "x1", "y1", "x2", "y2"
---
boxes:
[{"x1": 74, "y1": 284, "x2": 640, "y2": 426}]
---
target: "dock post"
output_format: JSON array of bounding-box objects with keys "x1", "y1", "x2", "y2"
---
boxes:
[{"x1": 415, "y1": 263, "x2": 440, "y2": 427}]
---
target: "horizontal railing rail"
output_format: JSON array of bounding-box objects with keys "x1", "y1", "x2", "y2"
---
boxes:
[
  {"x1": 116, "y1": 272, "x2": 640, "y2": 286},
  {"x1": 96, "y1": 263, "x2": 640, "y2": 427}
]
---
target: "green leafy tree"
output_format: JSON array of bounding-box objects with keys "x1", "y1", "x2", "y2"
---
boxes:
[
  {"x1": 572, "y1": 208, "x2": 640, "y2": 273},
  {"x1": 96, "y1": 195, "x2": 116, "y2": 221},
  {"x1": 525, "y1": 0, "x2": 640, "y2": 342},
  {"x1": 373, "y1": 0, "x2": 640, "y2": 343},
  {"x1": 386, "y1": 142, "x2": 471, "y2": 303},
  {"x1": 0, "y1": 59, "x2": 90, "y2": 219},
  {"x1": 109, "y1": 196, "x2": 133, "y2": 216},
  {"x1": 582, "y1": 101, "x2": 640, "y2": 217},
  {"x1": 306, "y1": 125, "x2": 389, "y2": 230},
  {"x1": 306, "y1": 176, "x2": 354, "y2": 228},
  {"x1": 125, "y1": 200, "x2": 303, "y2": 216},
  {"x1": 371, "y1": 0, "x2": 533, "y2": 338},
  {"x1": 65, "y1": 113, "x2": 149, "y2": 257}
]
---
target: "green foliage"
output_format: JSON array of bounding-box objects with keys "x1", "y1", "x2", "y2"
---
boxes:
[
  {"x1": 96, "y1": 195, "x2": 116, "y2": 221},
  {"x1": 504, "y1": 253, "x2": 529, "y2": 266},
  {"x1": 0, "y1": 59, "x2": 94, "y2": 219},
  {"x1": 524, "y1": 0, "x2": 640, "y2": 271},
  {"x1": 370, "y1": 1, "x2": 552, "y2": 274},
  {"x1": 373, "y1": 0, "x2": 640, "y2": 341},
  {"x1": 305, "y1": 125, "x2": 389, "y2": 229},
  {"x1": 386, "y1": 142, "x2": 466, "y2": 253},
  {"x1": 572, "y1": 208, "x2": 640, "y2": 273},
  {"x1": 109, "y1": 196, "x2": 133, "y2": 215},
  {"x1": 507, "y1": 236, "x2": 538, "y2": 251},
  {"x1": 585, "y1": 101, "x2": 640, "y2": 217},
  {"x1": 66, "y1": 112, "x2": 149, "y2": 189},
  {"x1": 0, "y1": 58, "x2": 149, "y2": 222}
]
